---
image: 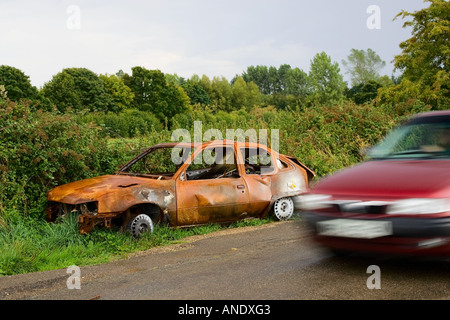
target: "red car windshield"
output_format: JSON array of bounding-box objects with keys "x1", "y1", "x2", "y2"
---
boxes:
[{"x1": 368, "y1": 115, "x2": 450, "y2": 160}]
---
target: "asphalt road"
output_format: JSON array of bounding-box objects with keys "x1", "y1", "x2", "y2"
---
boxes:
[{"x1": 0, "y1": 219, "x2": 449, "y2": 301}]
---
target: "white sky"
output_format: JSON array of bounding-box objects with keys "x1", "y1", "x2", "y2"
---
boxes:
[{"x1": 0, "y1": 0, "x2": 427, "y2": 88}]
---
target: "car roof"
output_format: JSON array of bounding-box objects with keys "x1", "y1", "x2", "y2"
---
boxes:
[{"x1": 414, "y1": 110, "x2": 450, "y2": 118}]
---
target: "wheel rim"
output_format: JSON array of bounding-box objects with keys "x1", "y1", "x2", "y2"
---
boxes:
[
  {"x1": 138, "y1": 223, "x2": 149, "y2": 234},
  {"x1": 129, "y1": 214, "x2": 154, "y2": 238},
  {"x1": 274, "y1": 197, "x2": 294, "y2": 220}
]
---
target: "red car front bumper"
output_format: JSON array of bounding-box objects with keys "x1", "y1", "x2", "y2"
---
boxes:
[{"x1": 303, "y1": 212, "x2": 450, "y2": 258}]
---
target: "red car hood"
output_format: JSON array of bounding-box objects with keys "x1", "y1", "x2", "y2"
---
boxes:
[{"x1": 313, "y1": 160, "x2": 450, "y2": 199}]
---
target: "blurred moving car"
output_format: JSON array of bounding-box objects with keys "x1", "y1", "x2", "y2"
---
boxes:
[
  {"x1": 300, "y1": 110, "x2": 450, "y2": 258},
  {"x1": 47, "y1": 140, "x2": 315, "y2": 237}
]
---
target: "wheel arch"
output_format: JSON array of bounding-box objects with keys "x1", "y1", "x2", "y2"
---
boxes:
[
  {"x1": 261, "y1": 192, "x2": 299, "y2": 219},
  {"x1": 118, "y1": 202, "x2": 168, "y2": 231}
]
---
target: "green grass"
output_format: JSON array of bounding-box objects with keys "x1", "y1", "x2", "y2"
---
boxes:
[{"x1": 0, "y1": 213, "x2": 275, "y2": 276}]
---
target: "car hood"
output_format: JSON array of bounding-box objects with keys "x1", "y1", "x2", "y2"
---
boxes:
[
  {"x1": 313, "y1": 160, "x2": 450, "y2": 199},
  {"x1": 47, "y1": 174, "x2": 172, "y2": 204}
]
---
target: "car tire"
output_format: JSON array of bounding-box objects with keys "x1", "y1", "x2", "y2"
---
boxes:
[
  {"x1": 273, "y1": 197, "x2": 294, "y2": 221},
  {"x1": 127, "y1": 214, "x2": 154, "y2": 238}
]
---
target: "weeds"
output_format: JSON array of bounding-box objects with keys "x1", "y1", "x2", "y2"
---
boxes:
[{"x1": 0, "y1": 213, "x2": 275, "y2": 276}]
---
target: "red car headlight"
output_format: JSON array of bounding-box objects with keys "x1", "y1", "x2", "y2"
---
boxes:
[
  {"x1": 386, "y1": 198, "x2": 450, "y2": 215},
  {"x1": 297, "y1": 194, "x2": 333, "y2": 211}
]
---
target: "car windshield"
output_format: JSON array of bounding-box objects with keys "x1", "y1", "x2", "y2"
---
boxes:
[
  {"x1": 118, "y1": 146, "x2": 194, "y2": 178},
  {"x1": 368, "y1": 114, "x2": 450, "y2": 160}
]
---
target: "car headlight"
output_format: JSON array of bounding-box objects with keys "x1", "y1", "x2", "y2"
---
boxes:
[
  {"x1": 296, "y1": 194, "x2": 332, "y2": 211},
  {"x1": 78, "y1": 201, "x2": 98, "y2": 216},
  {"x1": 386, "y1": 198, "x2": 450, "y2": 215}
]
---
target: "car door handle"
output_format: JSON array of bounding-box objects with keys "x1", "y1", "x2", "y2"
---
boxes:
[{"x1": 237, "y1": 185, "x2": 245, "y2": 189}]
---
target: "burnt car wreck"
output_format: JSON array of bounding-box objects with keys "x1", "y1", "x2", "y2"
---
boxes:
[{"x1": 46, "y1": 140, "x2": 315, "y2": 237}]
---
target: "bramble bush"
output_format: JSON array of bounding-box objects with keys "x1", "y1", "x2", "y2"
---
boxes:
[
  {"x1": 170, "y1": 102, "x2": 409, "y2": 176},
  {"x1": 77, "y1": 108, "x2": 164, "y2": 139},
  {"x1": 0, "y1": 99, "x2": 130, "y2": 220}
]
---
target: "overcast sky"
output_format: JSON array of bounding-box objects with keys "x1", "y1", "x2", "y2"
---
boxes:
[{"x1": 0, "y1": 0, "x2": 427, "y2": 88}]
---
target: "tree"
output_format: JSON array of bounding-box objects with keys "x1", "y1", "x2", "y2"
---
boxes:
[
  {"x1": 99, "y1": 74, "x2": 134, "y2": 112},
  {"x1": 0, "y1": 65, "x2": 38, "y2": 101},
  {"x1": 346, "y1": 80, "x2": 382, "y2": 104},
  {"x1": 200, "y1": 75, "x2": 212, "y2": 94},
  {"x1": 241, "y1": 64, "x2": 309, "y2": 96},
  {"x1": 308, "y1": 52, "x2": 346, "y2": 106},
  {"x1": 126, "y1": 67, "x2": 189, "y2": 120},
  {"x1": 268, "y1": 66, "x2": 281, "y2": 93},
  {"x1": 378, "y1": 0, "x2": 449, "y2": 109},
  {"x1": 241, "y1": 65, "x2": 271, "y2": 94},
  {"x1": 165, "y1": 73, "x2": 185, "y2": 86},
  {"x1": 342, "y1": 49, "x2": 386, "y2": 86},
  {"x1": 209, "y1": 76, "x2": 233, "y2": 112},
  {"x1": 231, "y1": 77, "x2": 261, "y2": 111},
  {"x1": 240, "y1": 64, "x2": 310, "y2": 109},
  {"x1": 285, "y1": 67, "x2": 309, "y2": 96},
  {"x1": 41, "y1": 68, "x2": 114, "y2": 113},
  {"x1": 116, "y1": 69, "x2": 126, "y2": 78},
  {"x1": 181, "y1": 78, "x2": 211, "y2": 106}
]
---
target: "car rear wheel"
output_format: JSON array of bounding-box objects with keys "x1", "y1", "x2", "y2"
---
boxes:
[
  {"x1": 127, "y1": 214, "x2": 154, "y2": 238},
  {"x1": 273, "y1": 197, "x2": 294, "y2": 220}
]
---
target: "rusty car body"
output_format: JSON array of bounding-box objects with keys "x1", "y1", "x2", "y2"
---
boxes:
[{"x1": 46, "y1": 140, "x2": 315, "y2": 237}]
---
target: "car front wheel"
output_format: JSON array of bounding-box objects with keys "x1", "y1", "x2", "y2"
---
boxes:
[{"x1": 127, "y1": 214, "x2": 154, "y2": 238}]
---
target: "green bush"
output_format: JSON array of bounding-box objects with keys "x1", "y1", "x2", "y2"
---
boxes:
[
  {"x1": 171, "y1": 102, "x2": 402, "y2": 177},
  {"x1": 77, "y1": 109, "x2": 164, "y2": 138},
  {"x1": 0, "y1": 100, "x2": 128, "y2": 219}
]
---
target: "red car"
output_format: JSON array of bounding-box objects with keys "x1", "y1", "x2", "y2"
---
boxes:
[{"x1": 300, "y1": 110, "x2": 450, "y2": 258}]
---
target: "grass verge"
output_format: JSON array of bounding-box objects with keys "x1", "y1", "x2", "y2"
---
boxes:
[{"x1": 0, "y1": 213, "x2": 276, "y2": 276}]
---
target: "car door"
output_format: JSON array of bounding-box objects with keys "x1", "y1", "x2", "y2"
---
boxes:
[
  {"x1": 175, "y1": 144, "x2": 249, "y2": 226},
  {"x1": 239, "y1": 146, "x2": 274, "y2": 217}
]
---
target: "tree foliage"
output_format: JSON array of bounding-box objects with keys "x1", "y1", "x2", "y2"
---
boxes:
[
  {"x1": 241, "y1": 64, "x2": 309, "y2": 96},
  {"x1": 308, "y1": 52, "x2": 346, "y2": 106},
  {"x1": 41, "y1": 68, "x2": 114, "y2": 113},
  {"x1": 378, "y1": 0, "x2": 449, "y2": 109},
  {"x1": 0, "y1": 65, "x2": 38, "y2": 102},
  {"x1": 346, "y1": 80, "x2": 382, "y2": 104},
  {"x1": 231, "y1": 77, "x2": 261, "y2": 111},
  {"x1": 99, "y1": 74, "x2": 134, "y2": 112},
  {"x1": 181, "y1": 78, "x2": 212, "y2": 106},
  {"x1": 124, "y1": 67, "x2": 189, "y2": 121},
  {"x1": 209, "y1": 76, "x2": 233, "y2": 112},
  {"x1": 342, "y1": 49, "x2": 386, "y2": 86}
]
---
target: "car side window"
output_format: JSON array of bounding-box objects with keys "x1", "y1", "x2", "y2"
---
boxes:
[
  {"x1": 185, "y1": 146, "x2": 240, "y2": 180},
  {"x1": 240, "y1": 147, "x2": 274, "y2": 175}
]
